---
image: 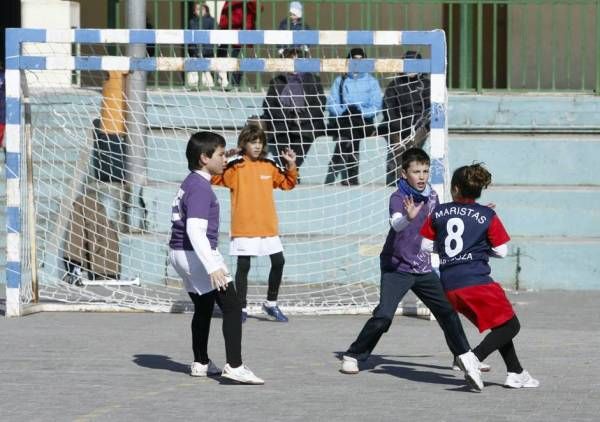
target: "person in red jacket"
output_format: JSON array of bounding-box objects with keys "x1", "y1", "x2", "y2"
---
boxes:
[{"x1": 218, "y1": 1, "x2": 260, "y2": 88}]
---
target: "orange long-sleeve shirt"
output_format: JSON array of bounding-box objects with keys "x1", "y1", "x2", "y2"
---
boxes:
[{"x1": 212, "y1": 156, "x2": 297, "y2": 237}]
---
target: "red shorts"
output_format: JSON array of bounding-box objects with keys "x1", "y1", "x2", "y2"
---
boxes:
[
  {"x1": 0, "y1": 124, "x2": 5, "y2": 148},
  {"x1": 446, "y1": 282, "x2": 515, "y2": 332}
]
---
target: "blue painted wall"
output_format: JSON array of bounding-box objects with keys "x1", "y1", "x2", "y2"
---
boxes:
[{"x1": 2, "y1": 93, "x2": 599, "y2": 290}]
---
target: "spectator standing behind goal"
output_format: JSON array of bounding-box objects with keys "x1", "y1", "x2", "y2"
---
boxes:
[
  {"x1": 325, "y1": 48, "x2": 382, "y2": 185},
  {"x1": 277, "y1": 2, "x2": 310, "y2": 56},
  {"x1": 261, "y1": 47, "x2": 326, "y2": 170},
  {"x1": 218, "y1": 1, "x2": 260, "y2": 88},
  {"x1": 169, "y1": 131, "x2": 264, "y2": 384},
  {"x1": 212, "y1": 125, "x2": 297, "y2": 323},
  {"x1": 187, "y1": 2, "x2": 216, "y2": 89},
  {"x1": 92, "y1": 70, "x2": 128, "y2": 184},
  {"x1": 420, "y1": 163, "x2": 540, "y2": 389},
  {"x1": 340, "y1": 148, "x2": 485, "y2": 393},
  {"x1": 378, "y1": 51, "x2": 431, "y2": 186}
]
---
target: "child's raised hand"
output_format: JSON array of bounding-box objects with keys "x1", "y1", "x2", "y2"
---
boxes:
[
  {"x1": 280, "y1": 148, "x2": 297, "y2": 169},
  {"x1": 403, "y1": 195, "x2": 424, "y2": 221},
  {"x1": 225, "y1": 147, "x2": 241, "y2": 158}
]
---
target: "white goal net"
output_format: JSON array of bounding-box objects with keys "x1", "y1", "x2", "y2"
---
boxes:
[{"x1": 4, "y1": 29, "x2": 448, "y2": 316}]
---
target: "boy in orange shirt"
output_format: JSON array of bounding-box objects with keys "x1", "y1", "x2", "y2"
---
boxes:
[{"x1": 212, "y1": 125, "x2": 297, "y2": 322}]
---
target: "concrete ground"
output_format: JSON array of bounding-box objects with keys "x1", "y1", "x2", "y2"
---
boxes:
[{"x1": 1, "y1": 290, "x2": 598, "y2": 422}]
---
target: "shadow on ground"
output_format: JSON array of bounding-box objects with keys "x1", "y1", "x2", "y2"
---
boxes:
[
  {"x1": 333, "y1": 351, "x2": 497, "y2": 391},
  {"x1": 132, "y1": 354, "x2": 189, "y2": 374}
]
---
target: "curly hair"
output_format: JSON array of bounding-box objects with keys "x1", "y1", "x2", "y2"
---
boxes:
[{"x1": 451, "y1": 163, "x2": 492, "y2": 199}]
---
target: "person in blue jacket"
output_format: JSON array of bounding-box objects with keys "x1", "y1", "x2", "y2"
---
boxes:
[{"x1": 325, "y1": 48, "x2": 382, "y2": 185}]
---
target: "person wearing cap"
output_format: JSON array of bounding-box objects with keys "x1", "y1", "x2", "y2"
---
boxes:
[
  {"x1": 325, "y1": 48, "x2": 383, "y2": 185},
  {"x1": 277, "y1": 2, "x2": 311, "y2": 56},
  {"x1": 261, "y1": 47, "x2": 326, "y2": 170},
  {"x1": 378, "y1": 51, "x2": 431, "y2": 186}
]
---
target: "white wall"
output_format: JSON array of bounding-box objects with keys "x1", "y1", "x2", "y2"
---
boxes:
[{"x1": 21, "y1": 0, "x2": 81, "y2": 88}]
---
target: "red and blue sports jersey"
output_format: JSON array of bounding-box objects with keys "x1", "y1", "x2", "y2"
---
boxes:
[{"x1": 420, "y1": 201, "x2": 510, "y2": 291}]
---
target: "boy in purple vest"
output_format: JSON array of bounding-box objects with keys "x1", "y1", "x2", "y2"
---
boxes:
[
  {"x1": 169, "y1": 131, "x2": 263, "y2": 384},
  {"x1": 340, "y1": 148, "x2": 485, "y2": 392}
]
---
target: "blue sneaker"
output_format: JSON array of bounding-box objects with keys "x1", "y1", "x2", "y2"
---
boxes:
[
  {"x1": 262, "y1": 303, "x2": 289, "y2": 322},
  {"x1": 241, "y1": 310, "x2": 248, "y2": 324}
]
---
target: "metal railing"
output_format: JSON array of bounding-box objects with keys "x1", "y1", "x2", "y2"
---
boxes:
[{"x1": 108, "y1": 0, "x2": 600, "y2": 93}]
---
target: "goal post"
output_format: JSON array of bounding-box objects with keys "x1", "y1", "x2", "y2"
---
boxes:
[{"x1": 4, "y1": 28, "x2": 448, "y2": 317}]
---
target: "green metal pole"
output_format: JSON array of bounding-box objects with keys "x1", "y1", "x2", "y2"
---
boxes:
[
  {"x1": 459, "y1": 3, "x2": 474, "y2": 90},
  {"x1": 506, "y1": 2, "x2": 511, "y2": 90},
  {"x1": 448, "y1": 4, "x2": 453, "y2": 89},
  {"x1": 552, "y1": 3, "x2": 556, "y2": 90},
  {"x1": 476, "y1": 2, "x2": 482, "y2": 92},
  {"x1": 536, "y1": 5, "x2": 541, "y2": 91},
  {"x1": 596, "y1": 0, "x2": 600, "y2": 94},
  {"x1": 492, "y1": 3, "x2": 497, "y2": 88}
]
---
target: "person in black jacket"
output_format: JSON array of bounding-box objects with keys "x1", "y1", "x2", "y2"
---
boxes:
[
  {"x1": 261, "y1": 48, "x2": 326, "y2": 169},
  {"x1": 188, "y1": 2, "x2": 216, "y2": 88},
  {"x1": 188, "y1": 2, "x2": 215, "y2": 58},
  {"x1": 378, "y1": 51, "x2": 431, "y2": 186}
]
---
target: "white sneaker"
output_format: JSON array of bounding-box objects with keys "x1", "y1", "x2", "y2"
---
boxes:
[
  {"x1": 457, "y1": 351, "x2": 484, "y2": 392},
  {"x1": 222, "y1": 364, "x2": 264, "y2": 385},
  {"x1": 190, "y1": 360, "x2": 221, "y2": 377},
  {"x1": 504, "y1": 370, "x2": 540, "y2": 388},
  {"x1": 340, "y1": 355, "x2": 359, "y2": 374},
  {"x1": 452, "y1": 356, "x2": 491, "y2": 372}
]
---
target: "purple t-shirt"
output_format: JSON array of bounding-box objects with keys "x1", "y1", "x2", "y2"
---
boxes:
[
  {"x1": 379, "y1": 185, "x2": 438, "y2": 274},
  {"x1": 169, "y1": 172, "x2": 220, "y2": 250}
]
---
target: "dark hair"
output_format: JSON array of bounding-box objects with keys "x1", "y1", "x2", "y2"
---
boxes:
[
  {"x1": 451, "y1": 163, "x2": 492, "y2": 199},
  {"x1": 348, "y1": 47, "x2": 366, "y2": 59},
  {"x1": 186, "y1": 131, "x2": 226, "y2": 171},
  {"x1": 401, "y1": 147, "x2": 430, "y2": 170},
  {"x1": 282, "y1": 47, "x2": 303, "y2": 59},
  {"x1": 237, "y1": 125, "x2": 267, "y2": 158},
  {"x1": 201, "y1": 4, "x2": 210, "y2": 16},
  {"x1": 403, "y1": 50, "x2": 422, "y2": 60}
]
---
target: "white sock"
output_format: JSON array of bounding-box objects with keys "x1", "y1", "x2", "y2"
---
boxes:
[{"x1": 264, "y1": 300, "x2": 277, "y2": 308}]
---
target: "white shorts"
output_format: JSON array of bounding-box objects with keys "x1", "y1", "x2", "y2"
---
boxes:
[
  {"x1": 169, "y1": 249, "x2": 231, "y2": 295},
  {"x1": 229, "y1": 236, "x2": 283, "y2": 256}
]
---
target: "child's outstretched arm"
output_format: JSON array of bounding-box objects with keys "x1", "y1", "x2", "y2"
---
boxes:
[{"x1": 487, "y1": 213, "x2": 511, "y2": 259}]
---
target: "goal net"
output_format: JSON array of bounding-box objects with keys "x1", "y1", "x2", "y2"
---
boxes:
[{"x1": 4, "y1": 29, "x2": 448, "y2": 316}]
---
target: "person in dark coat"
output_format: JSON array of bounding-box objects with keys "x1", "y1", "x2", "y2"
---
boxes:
[
  {"x1": 188, "y1": 2, "x2": 215, "y2": 59},
  {"x1": 378, "y1": 51, "x2": 431, "y2": 186},
  {"x1": 261, "y1": 48, "x2": 326, "y2": 169}
]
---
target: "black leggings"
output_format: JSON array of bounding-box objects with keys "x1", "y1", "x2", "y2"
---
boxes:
[
  {"x1": 235, "y1": 252, "x2": 285, "y2": 308},
  {"x1": 473, "y1": 315, "x2": 523, "y2": 373},
  {"x1": 188, "y1": 284, "x2": 242, "y2": 368}
]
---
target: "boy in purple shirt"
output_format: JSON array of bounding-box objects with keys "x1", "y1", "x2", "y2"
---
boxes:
[
  {"x1": 340, "y1": 148, "x2": 485, "y2": 392},
  {"x1": 169, "y1": 131, "x2": 263, "y2": 384}
]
